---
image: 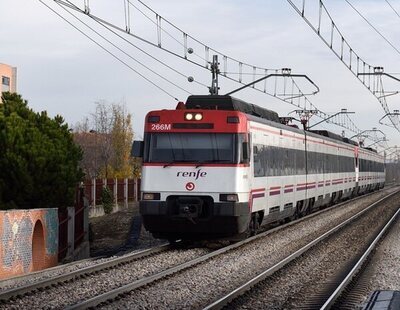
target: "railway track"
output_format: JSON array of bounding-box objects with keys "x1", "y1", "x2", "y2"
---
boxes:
[
  {"x1": 0, "y1": 243, "x2": 173, "y2": 300},
  {"x1": 332, "y1": 205, "x2": 400, "y2": 309},
  {"x1": 63, "y1": 191, "x2": 400, "y2": 308},
  {"x1": 0, "y1": 188, "x2": 397, "y2": 309},
  {"x1": 320, "y1": 207, "x2": 399, "y2": 309},
  {"x1": 205, "y1": 190, "x2": 400, "y2": 310}
]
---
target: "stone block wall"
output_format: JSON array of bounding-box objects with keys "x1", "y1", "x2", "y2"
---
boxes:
[{"x1": 0, "y1": 209, "x2": 58, "y2": 279}]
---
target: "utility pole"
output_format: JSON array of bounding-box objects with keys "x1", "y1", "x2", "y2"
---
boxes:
[{"x1": 209, "y1": 55, "x2": 220, "y2": 95}]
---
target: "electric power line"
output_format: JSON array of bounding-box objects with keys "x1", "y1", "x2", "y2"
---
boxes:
[
  {"x1": 344, "y1": 0, "x2": 400, "y2": 56},
  {"x1": 59, "y1": 1, "x2": 192, "y2": 96},
  {"x1": 61, "y1": 0, "x2": 205, "y2": 92},
  {"x1": 50, "y1": 0, "x2": 364, "y2": 134},
  {"x1": 54, "y1": 0, "x2": 319, "y2": 102},
  {"x1": 39, "y1": 0, "x2": 181, "y2": 101},
  {"x1": 385, "y1": 0, "x2": 400, "y2": 20},
  {"x1": 287, "y1": 0, "x2": 400, "y2": 132}
]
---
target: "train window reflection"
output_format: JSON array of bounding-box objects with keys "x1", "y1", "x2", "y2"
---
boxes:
[{"x1": 144, "y1": 133, "x2": 242, "y2": 164}]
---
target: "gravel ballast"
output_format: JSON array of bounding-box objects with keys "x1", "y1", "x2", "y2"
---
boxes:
[
  {"x1": 99, "y1": 190, "x2": 399, "y2": 309},
  {"x1": 0, "y1": 215, "x2": 164, "y2": 292},
  {"x1": 1, "y1": 188, "x2": 397, "y2": 309},
  {"x1": 228, "y1": 192, "x2": 400, "y2": 309},
  {"x1": 0, "y1": 248, "x2": 210, "y2": 309},
  {"x1": 336, "y1": 212, "x2": 400, "y2": 309}
]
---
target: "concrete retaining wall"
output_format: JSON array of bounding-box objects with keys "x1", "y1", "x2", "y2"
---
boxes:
[{"x1": 0, "y1": 209, "x2": 58, "y2": 279}]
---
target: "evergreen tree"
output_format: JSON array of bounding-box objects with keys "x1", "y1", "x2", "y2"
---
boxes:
[{"x1": 0, "y1": 92, "x2": 83, "y2": 210}]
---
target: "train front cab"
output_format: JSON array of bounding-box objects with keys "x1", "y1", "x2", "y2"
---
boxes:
[{"x1": 134, "y1": 108, "x2": 253, "y2": 241}]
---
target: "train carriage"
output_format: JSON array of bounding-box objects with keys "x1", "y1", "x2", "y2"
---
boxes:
[{"x1": 133, "y1": 95, "x2": 385, "y2": 241}]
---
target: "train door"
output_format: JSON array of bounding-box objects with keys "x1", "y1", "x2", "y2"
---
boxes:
[{"x1": 354, "y1": 146, "x2": 359, "y2": 183}]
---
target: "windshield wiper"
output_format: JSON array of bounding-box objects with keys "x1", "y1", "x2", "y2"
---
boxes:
[
  {"x1": 163, "y1": 160, "x2": 196, "y2": 168},
  {"x1": 195, "y1": 160, "x2": 232, "y2": 168},
  {"x1": 162, "y1": 159, "x2": 232, "y2": 168}
]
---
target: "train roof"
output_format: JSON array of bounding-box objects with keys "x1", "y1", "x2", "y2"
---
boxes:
[
  {"x1": 308, "y1": 130, "x2": 358, "y2": 146},
  {"x1": 185, "y1": 95, "x2": 280, "y2": 123},
  {"x1": 184, "y1": 95, "x2": 377, "y2": 153},
  {"x1": 363, "y1": 147, "x2": 378, "y2": 153},
  {"x1": 308, "y1": 130, "x2": 343, "y2": 142}
]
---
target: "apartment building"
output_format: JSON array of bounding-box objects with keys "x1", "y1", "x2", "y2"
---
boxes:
[{"x1": 0, "y1": 63, "x2": 17, "y2": 103}]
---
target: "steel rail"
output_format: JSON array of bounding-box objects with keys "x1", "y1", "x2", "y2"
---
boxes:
[
  {"x1": 321, "y1": 206, "x2": 400, "y2": 309},
  {"x1": 0, "y1": 256, "x2": 99, "y2": 289},
  {"x1": 202, "y1": 190, "x2": 400, "y2": 310},
  {"x1": 66, "y1": 189, "x2": 399, "y2": 310},
  {"x1": 0, "y1": 189, "x2": 390, "y2": 304},
  {"x1": 0, "y1": 243, "x2": 171, "y2": 301},
  {"x1": 0, "y1": 187, "x2": 395, "y2": 306}
]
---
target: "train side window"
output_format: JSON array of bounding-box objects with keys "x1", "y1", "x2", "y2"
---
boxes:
[
  {"x1": 297, "y1": 149, "x2": 306, "y2": 175},
  {"x1": 275, "y1": 147, "x2": 281, "y2": 176},
  {"x1": 268, "y1": 147, "x2": 275, "y2": 176},
  {"x1": 291, "y1": 149, "x2": 296, "y2": 175},
  {"x1": 253, "y1": 144, "x2": 264, "y2": 177},
  {"x1": 284, "y1": 149, "x2": 290, "y2": 175}
]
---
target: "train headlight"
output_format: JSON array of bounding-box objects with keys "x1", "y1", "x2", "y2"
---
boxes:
[
  {"x1": 220, "y1": 194, "x2": 239, "y2": 202},
  {"x1": 185, "y1": 113, "x2": 203, "y2": 121},
  {"x1": 143, "y1": 193, "x2": 161, "y2": 200}
]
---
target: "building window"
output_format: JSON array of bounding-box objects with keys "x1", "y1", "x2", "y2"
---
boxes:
[{"x1": 2, "y1": 76, "x2": 10, "y2": 86}]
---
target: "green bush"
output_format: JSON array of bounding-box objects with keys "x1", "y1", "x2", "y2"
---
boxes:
[
  {"x1": 101, "y1": 187, "x2": 114, "y2": 214},
  {"x1": 0, "y1": 92, "x2": 83, "y2": 210}
]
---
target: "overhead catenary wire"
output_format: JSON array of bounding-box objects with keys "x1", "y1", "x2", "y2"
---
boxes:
[
  {"x1": 62, "y1": 0, "x2": 209, "y2": 90},
  {"x1": 385, "y1": 0, "x2": 400, "y2": 20},
  {"x1": 344, "y1": 0, "x2": 400, "y2": 57},
  {"x1": 135, "y1": 0, "x2": 282, "y2": 71},
  {"x1": 53, "y1": 0, "x2": 213, "y2": 72},
  {"x1": 130, "y1": 0, "x2": 319, "y2": 102},
  {"x1": 39, "y1": 0, "x2": 181, "y2": 101},
  {"x1": 286, "y1": 0, "x2": 400, "y2": 132},
  {"x1": 61, "y1": 0, "x2": 360, "y2": 134},
  {"x1": 286, "y1": 76, "x2": 361, "y2": 134},
  {"x1": 60, "y1": 0, "x2": 197, "y2": 94},
  {"x1": 127, "y1": 0, "x2": 207, "y2": 66},
  {"x1": 51, "y1": 0, "x2": 365, "y2": 135},
  {"x1": 56, "y1": 0, "x2": 314, "y2": 100}
]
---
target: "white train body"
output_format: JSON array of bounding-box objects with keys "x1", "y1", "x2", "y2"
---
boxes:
[{"x1": 137, "y1": 96, "x2": 385, "y2": 240}]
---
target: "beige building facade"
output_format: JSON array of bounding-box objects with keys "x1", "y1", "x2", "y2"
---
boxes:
[{"x1": 0, "y1": 63, "x2": 17, "y2": 103}]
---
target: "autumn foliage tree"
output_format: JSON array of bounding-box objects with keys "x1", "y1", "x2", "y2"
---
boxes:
[
  {"x1": 74, "y1": 100, "x2": 139, "y2": 179},
  {"x1": 0, "y1": 92, "x2": 83, "y2": 210}
]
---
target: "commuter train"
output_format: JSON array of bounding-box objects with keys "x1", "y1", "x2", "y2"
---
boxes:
[{"x1": 133, "y1": 95, "x2": 385, "y2": 241}]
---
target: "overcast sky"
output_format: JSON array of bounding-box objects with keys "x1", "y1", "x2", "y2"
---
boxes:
[{"x1": 1, "y1": 0, "x2": 400, "y2": 150}]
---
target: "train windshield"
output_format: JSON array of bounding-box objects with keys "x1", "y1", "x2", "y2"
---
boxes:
[{"x1": 144, "y1": 133, "x2": 245, "y2": 164}]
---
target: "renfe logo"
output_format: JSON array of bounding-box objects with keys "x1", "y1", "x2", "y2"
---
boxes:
[
  {"x1": 177, "y1": 169, "x2": 207, "y2": 180},
  {"x1": 185, "y1": 182, "x2": 195, "y2": 191}
]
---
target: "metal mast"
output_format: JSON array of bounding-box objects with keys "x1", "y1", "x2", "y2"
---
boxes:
[{"x1": 209, "y1": 55, "x2": 220, "y2": 95}]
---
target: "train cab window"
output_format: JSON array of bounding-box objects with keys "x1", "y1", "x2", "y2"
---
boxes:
[
  {"x1": 238, "y1": 134, "x2": 250, "y2": 164},
  {"x1": 144, "y1": 133, "x2": 239, "y2": 164}
]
